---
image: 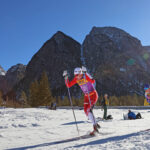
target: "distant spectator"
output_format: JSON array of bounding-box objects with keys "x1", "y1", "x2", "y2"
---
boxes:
[
  {"x1": 128, "y1": 110, "x2": 142, "y2": 120},
  {"x1": 101, "y1": 94, "x2": 109, "y2": 120},
  {"x1": 49, "y1": 102, "x2": 57, "y2": 110},
  {"x1": 50, "y1": 102, "x2": 54, "y2": 109},
  {"x1": 53, "y1": 102, "x2": 57, "y2": 110}
]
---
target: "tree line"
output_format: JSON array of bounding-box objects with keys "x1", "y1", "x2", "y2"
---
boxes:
[{"x1": 0, "y1": 72, "x2": 145, "y2": 108}]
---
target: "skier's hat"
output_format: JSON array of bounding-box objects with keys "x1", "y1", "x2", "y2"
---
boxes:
[{"x1": 74, "y1": 67, "x2": 82, "y2": 75}]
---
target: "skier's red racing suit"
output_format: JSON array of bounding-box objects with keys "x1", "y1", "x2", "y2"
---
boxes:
[{"x1": 65, "y1": 73, "x2": 98, "y2": 116}]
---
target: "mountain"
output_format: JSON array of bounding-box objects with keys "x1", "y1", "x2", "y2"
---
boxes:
[
  {"x1": 143, "y1": 46, "x2": 150, "y2": 52},
  {"x1": 7, "y1": 27, "x2": 150, "y2": 100},
  {"x1": 15, "y1": 31, "x2": 82, "y2": 99},
  {"x1": 0, "y1": 64, "x2": 26, "y2": 95},
  {"x1": 5, "y1": 64, "x2": 26, "y2": 92},
  {"x1": 82, "y1": 26, "x2": 150, "y2": 96}
]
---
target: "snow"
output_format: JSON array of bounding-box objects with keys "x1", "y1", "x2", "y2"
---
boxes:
[
  {"x1": 0, "y1": 68, "x2": 6, "y2": 76},
  {"x1": 0, "y1": 107, "x2": 150, "y2": 150},
  {"x1": 120, "y1": 68, "x2": 126, "y2": 72},
  {"x1": 0, "y1": 72, "x2": 5, "y2": 76}
]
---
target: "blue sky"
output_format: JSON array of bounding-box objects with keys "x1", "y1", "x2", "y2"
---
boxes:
[{"x1": 0, "y1": 0, "x2": 150, "y2": 71}]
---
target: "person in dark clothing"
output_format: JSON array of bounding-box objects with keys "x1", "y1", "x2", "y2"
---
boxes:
[
  {"x1": 128, "y1": 110, "x2": 142, "y2": 120},
  {"x1": 128, "y1": 110, "x2": 136, "y2": 119},
  {"x1": 101, "y1": 94, "x2": 108, "y2": 120},
  {"x1": 50, "y1": 102, "x2": 54, "y2": 109},
  {"x1": 49, "y1": 102, "x2": 57, "y2": 110},
  {"x1": 136, "y1": 112, "x2": 142, "y2": 119},
  {"x1": 53, "y1": 102, "x2": 57, "y2": 110}
]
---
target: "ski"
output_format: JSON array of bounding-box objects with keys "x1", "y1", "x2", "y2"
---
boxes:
[
  {"x1": 49, "y1": 134, "x2": 95, "y2": 145},
  {"x1": 96, "y1": 117, "x2": 113, "y2": 122}
]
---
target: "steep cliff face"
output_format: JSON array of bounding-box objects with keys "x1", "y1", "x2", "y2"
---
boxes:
[
  {"x1": 0, "y1": 64, "x2": 26, "y2": 94},
  {"x1": 5, "y1": 64, "x2": 26, "y2": 92},
  {"x1": 15, "y1": 31, "x2": 82, "y2": 98},
  {"x1": 83, "y1": 27, "x2": 150, "y2": 96}
]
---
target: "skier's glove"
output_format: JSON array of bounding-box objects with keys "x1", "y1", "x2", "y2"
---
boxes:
[
  {"x1": 63, "y1": 70, "x2": 68, "y2": 78},
  {"x1": 82, "y1": 66, "x2": 87, "y2": 73}
]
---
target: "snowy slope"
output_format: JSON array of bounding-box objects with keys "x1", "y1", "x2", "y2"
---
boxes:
[{"x1": 0, "y1": 108, "x2": 150, "y2": 150}]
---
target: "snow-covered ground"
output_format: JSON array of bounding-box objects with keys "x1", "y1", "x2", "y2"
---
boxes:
[{"x1": 0, "y1": 107, "x2": 150, "y2": 150}]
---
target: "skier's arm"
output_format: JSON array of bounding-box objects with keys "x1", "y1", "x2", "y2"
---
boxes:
[
  {"x1": 65, "y1": 77, "x2": 77, "y2": 88},
  {"x1": 85, "y1": 73, "x2": 95, "y2": 84}
]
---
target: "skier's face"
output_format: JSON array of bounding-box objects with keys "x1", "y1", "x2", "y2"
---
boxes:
[{"x1": 76, "y1": 74, "x2": 83, "y2": 80}]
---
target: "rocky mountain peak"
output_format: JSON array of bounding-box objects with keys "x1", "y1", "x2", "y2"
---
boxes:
[
  {"x1": 6, "y1": 64, "x2": 26, "y2": 74},
  {"x1": 4, "y1": 64, "x2": 26, "y2": 93},
  {"x1": 83, "y1": 26, "x2": 150, "y2": 96},
  {"x1": 15, "y1": 31, "x2": 82, "y2": 99},
  {"x1": 53, "y1": 31, "x2": 69, "y2": 39},
  {"x1": 91, "y1": 26, "x2": 129, "y2": 36},
  {"x1": 89, "y1": 26, "x2": 141, "y2": 51}
]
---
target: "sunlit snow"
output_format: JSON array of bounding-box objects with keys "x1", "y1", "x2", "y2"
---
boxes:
[{"x1": 0, "y1": 107, "x2": 150, "y2": 150}]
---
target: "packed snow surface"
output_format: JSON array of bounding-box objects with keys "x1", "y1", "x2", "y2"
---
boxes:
[{"x1": 0, "y1": 107, "x2": 150, "y2": 150}]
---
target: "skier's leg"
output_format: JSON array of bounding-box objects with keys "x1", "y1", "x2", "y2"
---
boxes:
[
  {"x1": 89, "y1": 109, "x2": 100, "y2": 128},
  {"x1": 84, "y1": 93, "x2": 100, "y2": 134},
  {"x1": 89, "y1": 92, "x2": 98, "y2": 123},
  {"x1": 90, "y1": 92, "x2": 100, "y2": 129},
  {"x1": 84, "y1": 95, "x2": 96, "y2": 124}
]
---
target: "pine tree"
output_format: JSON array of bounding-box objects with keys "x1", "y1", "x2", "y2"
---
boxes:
[
  {"x1": 29, "y1": 72, "x2": 53, "y2": 107},
  {"x1": 0, "y1": 91, "x2": 3, "y2": 106},
  {"x1": 29, "y1": 80, "x2": 39, "y2": 107},
  {"x1": 20, "y1": 91, "x2": 28, "y2": 107},
  {"x1": 38, "y1": 72, "x2": 53, "y2": 106}
]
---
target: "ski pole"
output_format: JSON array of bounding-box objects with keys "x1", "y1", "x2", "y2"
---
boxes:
[{"x1": 66, "y1": 76, "x2": 80, "y2": 136}]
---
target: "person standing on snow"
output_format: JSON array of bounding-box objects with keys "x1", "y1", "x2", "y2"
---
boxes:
[
  {"x1": 63, "y1": 66, "x2": 100, "y2": 135},
  {"x1": 101, "y1": 94, "x2": 109, "y2": 120}
]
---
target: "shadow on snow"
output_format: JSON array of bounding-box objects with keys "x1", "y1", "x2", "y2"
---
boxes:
[
  {"x1": 72, "y1": 129, "x2": 150, "y2": 149},
  {"x1": 6, "y1": 129, "x2": 150, "y2": 150}
]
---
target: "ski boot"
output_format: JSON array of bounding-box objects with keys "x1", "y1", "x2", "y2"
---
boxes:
[
  {"x1": 96, "y1": 123, "x2": 100, "y2": 129},
  {"x1": 90, "y1": 124, "x2": 100, "y2": 136}
]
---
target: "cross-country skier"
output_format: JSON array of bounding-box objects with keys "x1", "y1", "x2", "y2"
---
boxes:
[{"x1": 63, "y1": 66, "x2": 100, "y2": 135}]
